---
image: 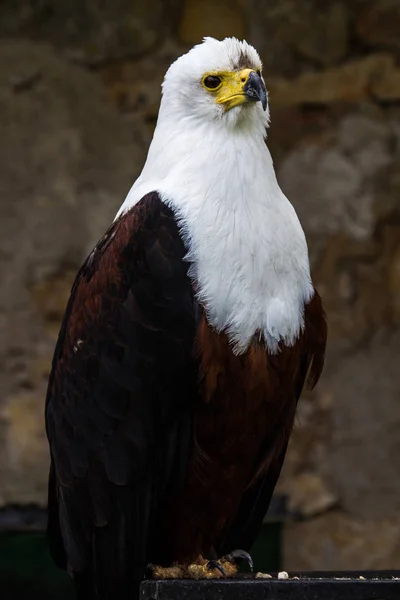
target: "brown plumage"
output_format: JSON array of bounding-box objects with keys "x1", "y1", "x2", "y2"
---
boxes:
[
  {"x1": 157, "y1": 293, "x2": 326, "y2": 563},
  {"x1": 45, "y1": 192, "x2": 327, "y2": 600}
]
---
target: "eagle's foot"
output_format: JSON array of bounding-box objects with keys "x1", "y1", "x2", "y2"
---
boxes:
[
  {"x1": 205, "y1": 549, "x2": 254, "y2": 578},
  {"x1": 190, "y1": 555, "x2": 238, "y2": 579},
  {"x1": 149, "y1": 553, "x2": 244, "y2": 580}
]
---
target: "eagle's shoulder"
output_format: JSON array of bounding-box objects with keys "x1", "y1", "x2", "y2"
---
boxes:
[
  {"x1": 50, "y1": 191, "x2": 189, "y2": 367},
  {"x1": 76, "y1": 190, "x2": 184, "y2": 299}
]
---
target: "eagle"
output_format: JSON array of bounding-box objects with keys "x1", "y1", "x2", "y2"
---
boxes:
[{"x1": 45, "y1": 37, "x2": 327, "y2": 600}]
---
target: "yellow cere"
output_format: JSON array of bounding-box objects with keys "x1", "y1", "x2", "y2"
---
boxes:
[{"x1": 202, "y1": 69, "x2": 258, "y2": 111}]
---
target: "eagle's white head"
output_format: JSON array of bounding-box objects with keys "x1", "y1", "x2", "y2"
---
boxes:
[
  {"x1": 160, "y1": 37, "x2": 269, "y2": 132},
  {"x1": 118, "y1": 37, "x2": 313, "y2": 355}
]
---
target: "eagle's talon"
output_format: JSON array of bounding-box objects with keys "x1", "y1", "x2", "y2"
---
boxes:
[
  {"x1": 225, "y1": 549, "x2": 254, "y2": 572},
  {"x1": 207, "y1": 559, "x2": 227, "y2": 577}
]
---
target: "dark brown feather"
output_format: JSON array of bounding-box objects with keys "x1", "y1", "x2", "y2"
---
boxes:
[
  {"x1": 158, "y1": 291, "x2": 327, "y2": 562},
  {"x1": 45, "y1": 192, "x2": 199, "y2": 598}
]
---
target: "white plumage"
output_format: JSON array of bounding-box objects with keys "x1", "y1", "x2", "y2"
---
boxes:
[{"x1": 117, "y1": 37, "x2": 314, "y2": 354}]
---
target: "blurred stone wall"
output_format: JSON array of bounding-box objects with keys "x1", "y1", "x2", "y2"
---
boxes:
[{"x1": 0, "y1": 0, "x2": 400, "y2": 570}]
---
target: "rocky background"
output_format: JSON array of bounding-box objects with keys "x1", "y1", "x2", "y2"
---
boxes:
[{"x1": 1, "y1": 0, "x2": 400, "y2": 571}]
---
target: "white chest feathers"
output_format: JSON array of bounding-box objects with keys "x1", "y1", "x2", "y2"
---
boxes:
[
  {"x1": 118, "y1": 123, "x2": 314, "y2": 355},
  {"x1": 167, "y1": 180, "x2": 313, "y2": 354}
]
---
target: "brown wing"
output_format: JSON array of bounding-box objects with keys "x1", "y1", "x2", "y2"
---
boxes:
[{"x1": 45, "y1": 192, "x2": 199, "y2": 598}]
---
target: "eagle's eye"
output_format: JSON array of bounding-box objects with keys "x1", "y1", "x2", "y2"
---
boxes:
[{"x1": 203, "y1": 75, "x2": 222, "y2": 90}]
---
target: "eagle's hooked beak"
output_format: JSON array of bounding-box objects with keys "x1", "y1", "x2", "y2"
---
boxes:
[
  {"x1": 243, "y1": 71, "x2": 268, "y2": 111},
  {"x1": 215, "y1": 69, "x2": 268, "y2": 112}
]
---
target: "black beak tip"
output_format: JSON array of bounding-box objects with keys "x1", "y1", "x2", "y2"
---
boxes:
[
  {"x1": 261, "y1": 93, "x2": 268, "y2": 112},
  {"x1": 244, "y1": 71, "x2": 268, "y2": 111}
]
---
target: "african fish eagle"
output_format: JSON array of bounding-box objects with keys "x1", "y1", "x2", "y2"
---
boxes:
[{"x1": 45, "y1": 36, "x2": 327, "y2": 600}]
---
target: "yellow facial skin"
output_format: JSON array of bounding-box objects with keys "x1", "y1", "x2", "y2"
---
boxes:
[{"x1": 201, "y1": 69, "x2": 261, "y2": 111}]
